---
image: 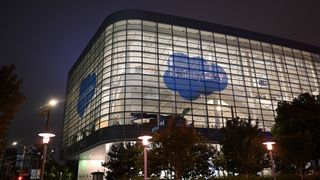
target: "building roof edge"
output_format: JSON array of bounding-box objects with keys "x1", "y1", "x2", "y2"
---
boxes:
[{"x1": 68, "y1": 9, "x2": 320, "y2": 76}]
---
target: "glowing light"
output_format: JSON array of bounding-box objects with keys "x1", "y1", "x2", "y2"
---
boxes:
[
  {"x1": 263, "y1": 141, "x2": 275, "y2": 151},
  {"x1": 48, "y1": 99, "x2": 58, "y2": 107},
  {"x1": 138, "y1": 135, "x2": 152, "y2": 146},
  {"x1": 38, "y1": 133, "x2": 55, "y2": 144}
]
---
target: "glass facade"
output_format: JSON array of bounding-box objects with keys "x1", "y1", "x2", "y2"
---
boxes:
[{"x1": 62, "y1": 17, "x2": 320, "y2": 149}]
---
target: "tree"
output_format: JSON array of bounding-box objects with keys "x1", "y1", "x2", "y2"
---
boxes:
[
  {"x1": 183, "y1": 143, "x2": 217, "y2": 178},
  {"x1": 0, "y1": 64, "x2": 25, "y2": 150},
  {"x1": 221, "y1": 117, "x2": 266, "y2": 176},
  {"x1": 102, "y1": 142, "x2": 142, "y2": 180},
  {"x1": 150, "y1": 111, "x2": 216, "y2": 179},
  {"x1": 213, "y1": 150, "x2": 227, "y2": 177},
  {"x1": 44, "y1": 160, "x2": 73, "y2": 180},
  {"x1": 272, "y1": 93, "x2": 320, "y2": 178}
]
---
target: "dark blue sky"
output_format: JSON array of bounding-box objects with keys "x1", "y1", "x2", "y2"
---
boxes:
[{"x1": 1, "y1": 0, "x2": 319, "y2": 150}]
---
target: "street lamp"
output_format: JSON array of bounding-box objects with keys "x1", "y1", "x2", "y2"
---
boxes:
[
  {"x1": 138, "y1": 135, "x2": 152, "y2": 180},
  {"x1": 48, "y1": 99, "x2": 58, "y2": 107},
  {"x1": 12, "y1": 141, "x2": 25, "y2": 177},
  {"x1": 38, "y1": 98, "x2": 58, "y2": 180},
  {"x1": 38, "y1": 133, "x2": 55, "y2": 180},
  {"x1": 263, "y1": 141, "x2": 276, "y2": 180},
  {"x1": 40, "y1": 98, "x2": 58, "y2": 131}
]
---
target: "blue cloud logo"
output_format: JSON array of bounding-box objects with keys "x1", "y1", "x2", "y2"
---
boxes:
[
  {"x1": 163, "y1": 53, "x2": 228, "y2": 101},
  {"x1": 77, "y1": 73, "x2": 97, "y2": 118}
]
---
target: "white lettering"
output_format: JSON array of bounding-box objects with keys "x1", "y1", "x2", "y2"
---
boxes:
[{"x1": 168, "y1": 67, "x2": 225, "y2": 83}]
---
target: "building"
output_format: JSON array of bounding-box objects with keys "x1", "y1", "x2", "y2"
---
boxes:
[
  {"x1": 0, "y1": 148, "x2": 17, "y2": 179},
  {"x1": 0, "y1": 144, "x2": 56, "y2": 179},
  {"x1": 61, "y1": 10, "x2": 320, "y2": 179}
]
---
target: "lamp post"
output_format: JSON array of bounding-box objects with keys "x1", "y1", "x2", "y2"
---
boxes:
[
  {"x1": 38, "y1": 98, "x2": 57, "y2": 180},
  {"x1": 263, "y1": 141, "x2": 276, "y2": 180},
  {"x1": 12, "y1": 141, "x2": 25, "y2": 178},
  {"x1": 38, "y1": 133, "x2": 55, "y2": 180},
  {"x1": 138, "y1": 135, "x2": 152, "y2": 180},
  {"x1": 41, "y1": 99, "x2": 58, "y2": 131}
]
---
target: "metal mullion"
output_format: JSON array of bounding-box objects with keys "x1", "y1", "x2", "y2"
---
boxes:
[
  {"x1": 212, "y1": 34, "x2": 225, "y2": 127},
  {"x1": 248, "y1": 41, "x2": 265, "y2": 130},
  {"x1": 95, "y1": 33, "x2": 106, "y2": 131},
  {"x1": 171, "y1": 25, "x2": 177, "y2": 114},
  {"x1": 280, "y1": 47, "x2": 295, "y2": 99},
  {"x1": 236, "y1": 38, "x2": 251, "y2": 119},
  {"x1": 270, "y1": 46, "x2": 284, "y2": 103},
  {"x1": 260, "y1": 43, "x2": 276, "y2": 121},
  {"x1": 121, "y1": 20, "x2": 128, "y2": 138},
  {"x1": 290, "y1": 48, "x2": 304, "y2": 94},
  {"x1": 225, "y1": 35, "x2": 237, "y2": 118},
  {"x1": 156, "y1": 22, "x2": 161, "y2": 124},
  {"x1": 108, "y1": 23, "x2": 115, "y2": 128},
  {"x1": 140, "y1": 20, "x2": 144, "y2": 126},
  {"x1": 123, "y1": 20, "x2": 128, "y2": 128},
  {"x1": 185, "y1": 27, "x2": 194, "y2": 125},
  {"x1": 199, "y1": 30, "x2": 209, "y2": 128}
]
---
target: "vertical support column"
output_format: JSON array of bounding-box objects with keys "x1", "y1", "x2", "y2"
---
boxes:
[
  {"x1": 144, "y1": 145, "x2": 147, "y2": 180},
  {"x1": 40, "y1": 143, "x2": 48, "y2": 180},
  {"x1": 269, "y1": 150, "x2": 276, "y2": 180}
]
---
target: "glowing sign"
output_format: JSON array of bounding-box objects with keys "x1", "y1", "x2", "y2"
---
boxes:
[
  {"x1": 77, "y1": 73, "x2": 97, "y2": 118},
  {"x1": 257, "y1": 75, "x2": 269, "y2": 88},
  {"x1": 163, "y1": 53, "x2": 228, "y2": 101}
]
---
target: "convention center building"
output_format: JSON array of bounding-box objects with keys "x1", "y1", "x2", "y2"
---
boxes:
[{"x1": 61, "y1": 10, "x2": 320, "y2": 179}]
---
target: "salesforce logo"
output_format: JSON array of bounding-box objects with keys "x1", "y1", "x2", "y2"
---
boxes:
[
  {"x1": 77, "y1": 73, "x2": 97, "y2": 118},
  {"x1": 163, "y1": 53, "x2": 228, "y2": 101}
]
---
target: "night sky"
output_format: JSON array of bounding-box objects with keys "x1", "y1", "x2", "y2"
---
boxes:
[{"x1": 1, "y1": 0, "x2": 319, "y2": 153}]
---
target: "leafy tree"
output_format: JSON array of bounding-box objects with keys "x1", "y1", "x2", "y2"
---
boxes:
[
  {"x1": 44, "y1": 160, "x2": 73, "y2": 180},
  {"x1": 150, "y1": 111, "x2": 216, "y2": 179},
  {"x1": 183, "y1": 143, "x2": 217, "y2": 178},
  {"x1": 213, "y1": 150, "x2": 227, "y2": 177},
  {"x1": 65, "y1": 160, "x2": 78, "y2": 180},
  {"x1": 272, "y1": 93, "x2": 320, "y2": 178},
  {"x1": 147, "y1": 146, "x2": 166, "y2": 177},
  {"x1": 221, "y1": 117, "x2": 266, "y2": 176},
  {"x1": 0, "y1": 64, "x2": 25, "y2": 150},
  {"x1": 102, "y1": 142, "x2": 142, "y2": 180}
]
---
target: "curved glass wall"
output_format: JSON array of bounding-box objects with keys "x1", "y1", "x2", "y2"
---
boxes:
[{"x1": 62, "y1": 19, "x2": 320, "y2": 148}]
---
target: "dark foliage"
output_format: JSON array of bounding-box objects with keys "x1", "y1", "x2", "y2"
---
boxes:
[
  {"x1": 272, "y1": 93, "x2": 320, "y2": 177},
  {"x1": 44, "y1": 160, "x2": 73, "y2": 180},
  {"x1": 151, "y1": 112, "x2": 217, "y2": 179},
  {"x1": 0, "y1": 64, "x2": 25, "y2": 150},
  {"x1": 221, "y1": 117, "x2": 267, "y2": 176},
  {"x1": 102, "y1": 142, "x2": 142, "y2": 180}
]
